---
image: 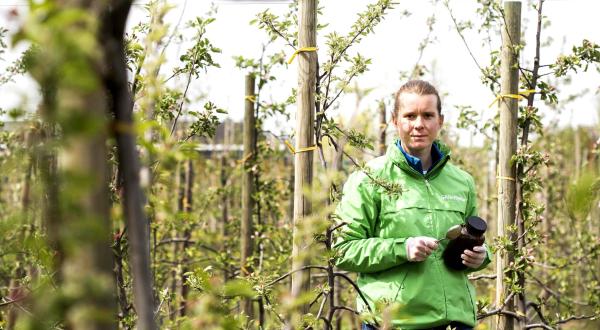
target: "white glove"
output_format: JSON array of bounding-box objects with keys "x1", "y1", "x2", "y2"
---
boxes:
[
  {"x1": 461, "y1": 245, "x2": 487, "y2": 269},
  {"x1": 406, "y1": 236, "x2": 439, "y2": 262}
]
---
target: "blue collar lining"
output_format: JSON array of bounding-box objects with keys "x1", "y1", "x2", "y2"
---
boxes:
[{"x1": 395, "y1": 140, "x2": 444, "y2": 174}]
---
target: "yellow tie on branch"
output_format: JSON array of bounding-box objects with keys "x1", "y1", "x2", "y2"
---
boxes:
[
  {"x1": 111, "y1": 120, "x2": 135, "y2": 134},
  {"x1": 488, "y1": 89, "x2": 536, "y2": 108},
  {"x1": 287, "y1": 47, "x2": 318, "y2": 64},
  {"x1": 496, "y1": 176, "x2": 516, "y2": 182},
  {"x1": 284, "y1": 140, "x2": 317, "y2": 154},
  {"x1": 245, "y1": 95, "x2": 256, "y2": 103},
  {"x1": 237, "y1": 152, "x2": 253, "y2": 165}
]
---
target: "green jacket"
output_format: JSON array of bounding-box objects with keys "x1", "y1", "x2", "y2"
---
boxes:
[{"x1": 334, "y1": 140, "x2": 491, "y2": 329}]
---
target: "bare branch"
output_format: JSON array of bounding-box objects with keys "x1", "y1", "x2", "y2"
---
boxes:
[
  {"x1": 526, "y1": 272, "x2": 589, "y2": 306},
  {"x1": 334, "y1": 272, "x2": 372, "y2": 314},
  {"x1": 526, "y1": 301, "x2": 549, "y2": 325},
  {"x1": 468, "y1": 273, "x2": 497, "y2": 280},
  {"x1": 410, "y1": 12, "x2": 436, "y2": 79},
  {"x1": 330, "y1": 221, "x2": 348, "y2": 232},
  {"x1": 316, "y1": 293, "x2": 328, "y2": 320},
  {"x1": 309, "y1": 291, "x2": 324, "y2": 308},
  {"x1": 266, "y1": 266, "x2": 328, "y2": 287},
  {"x1": 323, "y1": 72, "x2": 358, "y2": 111},
  {"x1": 332, "y1": 305, "x2": 359, "y2": 315},
  {"x1": 524, "y1": 323, "x2": 554, "y2": 330},
  {"x1": 155, "y1": 238, "x2": 219, "y2": 254},
  {"x1": 555, "y1": 314, "x2": 600, "y2": 325},
  {"x1": 319, "y1": 316, "x2": 333, "y2": 329},
  {"x1": 0, "y1": 296, "x2": 27, "y2": 308},
  {"x1": 443, "y1": 1, "x2": 490, "y2": 82},
  {"x1": 477, "y1": 292, "x2": 519, "y2": 320}
]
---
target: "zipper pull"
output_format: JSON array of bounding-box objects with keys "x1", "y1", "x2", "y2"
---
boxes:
[{"x1": 424, "y1": 179, "x2": 431, "y2": 189}]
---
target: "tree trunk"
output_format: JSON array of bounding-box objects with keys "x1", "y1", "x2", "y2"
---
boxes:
[
  {"x1": 7, "y1": 137, "x2": 35, "y2": 329},
  {"x1": 23, "y1": 2, "x2": 119, "y2": 328},
  {"x1": 241, "y1": 74, "x2": 257, "y2": 318},
  {"x1": 496, "y1": 2, "x2": 521, "y2": 329},
  {"x1": 333, "y1": 136, "x2": 346, "y2": 330},
  {"x1": 40, "y1": 124, "x2": 61, "y2": 276},
  {"x1": 291, "y1": 0, "x2": 317, "y2": 320},
  {"x1": 53, "y1": 53, "x2": 117, "y2": 330},
  {"x1": 100, "y1": 2, "x2": 156, "y2": 329}
]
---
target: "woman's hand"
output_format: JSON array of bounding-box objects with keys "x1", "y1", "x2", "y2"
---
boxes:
[
  {"x1": 462, "y1": 245, "x2": 486, "y2": 268},
  {"x1": 406, "y1": 236, "x2": 439, "y2": 262}
]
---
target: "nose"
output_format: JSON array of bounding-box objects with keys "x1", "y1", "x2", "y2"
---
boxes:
[{"x1": 414, "y1": 116, "x2": 424, "y2": 129}]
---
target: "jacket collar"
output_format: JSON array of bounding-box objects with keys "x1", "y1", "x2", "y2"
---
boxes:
[
  {"x1": 395, "y1": 140, "x2": 444, "y2": 174},
  {"x1": 387, "y1": 138, "x2": 451, "y2": 179}
]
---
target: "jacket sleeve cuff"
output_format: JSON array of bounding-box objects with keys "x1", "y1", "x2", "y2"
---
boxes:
[{"x1": 393, "y1": 237, "x2": 409, "y2": 263}]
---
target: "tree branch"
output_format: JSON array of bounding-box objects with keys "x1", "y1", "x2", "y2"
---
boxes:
[
  {"x1": 555, "y1": 313, "x2": 600, "y2": 325},
  {"x1": 477, "y1": 292, "x2": 519, "y2": 320},
  {"x1": 468, "y1": 273, "x2": 497, "y2": 280},
  {"x1": 332, "y1": 305, "x2": 359, "y2": 315},
  {"x1": 334, "y1": 272, "x2": 372, "y2": 314},
  {"x1": 266, "y1": 266, "x2": 328, "y2": 287},
  {"x1": 0, "y1": 296, "x2": 27, "y2": 308},
  {"x1": 443, "y1": 0, "x2": 494, "y2": 85},
  {"x1": 524, "y1": 323, "x2": 554, "y2": 330}
]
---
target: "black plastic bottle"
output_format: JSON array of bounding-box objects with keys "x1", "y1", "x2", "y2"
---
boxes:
[{"x1": 442, "y1": 216, "x2": 487, "y2": 271}]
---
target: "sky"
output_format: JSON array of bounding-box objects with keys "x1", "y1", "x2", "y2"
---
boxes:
[{"x1": 1, "y1": 0, "x2": 599, "y2": 145}]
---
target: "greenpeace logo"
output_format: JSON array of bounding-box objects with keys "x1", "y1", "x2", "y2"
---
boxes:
[{"x1": 440, "y1": 194, "x2": 466, "y2": 202}]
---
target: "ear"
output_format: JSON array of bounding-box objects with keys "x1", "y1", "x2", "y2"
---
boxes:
[
  {"x1": 438, "y1": 114, "x2": 444, "y2": 126},
  {"x1": 391, "y1": 110, "x2": 398, "y2": 126}
]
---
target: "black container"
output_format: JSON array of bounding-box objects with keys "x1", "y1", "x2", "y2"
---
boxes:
[{"x1": 442, "y1": 216, "x2": 487, "y2": 270}]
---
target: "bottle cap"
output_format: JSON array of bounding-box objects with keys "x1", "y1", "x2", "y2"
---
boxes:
[{"x1": 466, "y1": 216, "x2": 487, "y2": 236}]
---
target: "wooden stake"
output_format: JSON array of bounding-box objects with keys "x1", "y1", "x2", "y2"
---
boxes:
[
  {"x1": 496, "y1": 2, "x2": 521, "y2": 330},
  {"x1": 179, "y1": 159, "x2": 194, "y2": 316},
  {"x1": 291, "y1": 0, "x2": 317, "y2": 317},
  {"x1": 241, "y1": 74, "x2": 257, "y2": 318}
]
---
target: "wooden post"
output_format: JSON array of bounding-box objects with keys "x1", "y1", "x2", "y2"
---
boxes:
[
  {"x1": 285, "y1": 155, "x2": 295, "y2": 226},
  {"x1": 482, "y1": 154, "x2": 491, "y2": 222},
  {"x1": 291, "y1": 0, "x2": 317, "y2": 317},
  {"x1": 220, "y1": 154, "x2": 229, "y2": 282},
  {"x1": 241, "y1": 74, "x2": 257, "y2": 318},
  {"x1": 574, "y1": 128, "x2": 581, "y2": 178},
  {"x1": 178, "y1": 159, "x2": 194, "y2": 316},
  {"x1": 496, "y1": 2, "x2": 521, "y2": 330},
  {"x1": 221, "y1": 120, "x2": 231, "y2": 243},
  {"x1": 169, "y1": 162, "x2": 183, "y2": 321},
  {"x1": 379, "y1": 100, "x2": 387, "y2": 156}
]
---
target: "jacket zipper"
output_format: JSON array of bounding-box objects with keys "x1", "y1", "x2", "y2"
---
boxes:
[
  {"x1": 464, "y1": 276, "x2": 477, "y2": 323},
  {"x1": 423, "y1": 176, "x2": 449, "y2": 319},
  {"x1": 411, "y1": 161, "x2": 451, "y2": 320},
  {"x1": 392, "y1": 270, "x2": 410, "y2": 301},
  {"x1": 394, "y1": 145, "x2": 453, "y2": 319}
]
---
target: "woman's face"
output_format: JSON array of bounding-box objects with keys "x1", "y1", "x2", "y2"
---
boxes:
[{"x1": 393, "y1": 92, "x2": 444, "y2": 156}]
